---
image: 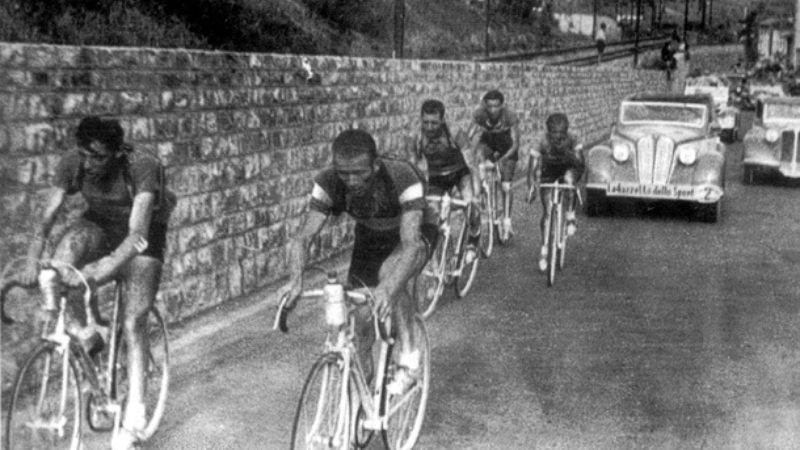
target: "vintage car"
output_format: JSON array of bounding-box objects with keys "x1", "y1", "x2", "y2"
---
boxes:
[
  {"x1": 742, "y1": 97, "x2": 800, "y2": 183},
  {"x1": 584, "y1": 94, "x2": 726, "y2": 222},
  {"x1": 684, "y1": 75, "x2": 741, "y2": 142},
  {"x1": 748, "y1": 81, "x2": 786, "y2": 103}
]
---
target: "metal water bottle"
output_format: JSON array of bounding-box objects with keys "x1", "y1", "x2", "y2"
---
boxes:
[{"x1": 324, "y1": 272, "x2": 346, "y2": 327}]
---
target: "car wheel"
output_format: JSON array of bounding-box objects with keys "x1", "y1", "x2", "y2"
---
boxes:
[
  {"x1": 698, "y1": 201, "x2": 721, "y2": 223},
  {"x1": 584, "y1": 189, "x2": 608, "y2": 217}
]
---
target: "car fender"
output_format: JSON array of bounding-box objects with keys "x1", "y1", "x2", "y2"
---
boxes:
[
  {"x1": 693, "y1": 151, "x2": 725, "y2": 187},
  {"x1": 586, "y1": 145, "x2": 613, "y2": 185}
]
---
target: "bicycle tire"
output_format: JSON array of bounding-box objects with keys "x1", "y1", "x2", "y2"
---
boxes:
[
  {"x1": 381, "y1": 315, "x2": 430, "y2": 450},
  {"x1": 113, "y1": 306, "x2": 170, "y2": 440},
  {"x1": 494, "y1": 178, "x2": 511, "y2": 245},
  {"x1": 558, "y1": 207, "x2": 568, "y2": 271},
  {"x1": 291, "y1": 353, "x2": 350, "y2": 450},
  {"x1": 547, "y1": 204, "x2": 560, "y2": 287},
  {"x1": 417, "y1": 229, "x2": 449, "y2": 319},
  {"x1": 5, "y1": 341, "x2": 83, "y2": 450},
  {"x1": 478, "y1": 187, "x2": 494, "y2": 258},
  {"x1": 454, "y1": 215, "x2": 479, "y2": 299}
]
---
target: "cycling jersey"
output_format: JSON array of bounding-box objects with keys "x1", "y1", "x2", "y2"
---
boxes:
[
  {"x1": 530, "y1": 131, "x2": 585, "y2": 183},
  {"x1": 473, "y1": 105, "x2": 519, "y2": 160},
  {"x1": 53, "y1": 149, "x2": 171, "y2": 261},
  {"x1": 309, "y1": 158, "x2": 438, "y2": 287},
  {"x1": 409, "y1": 130, "x2": 471, "y2": 195}
]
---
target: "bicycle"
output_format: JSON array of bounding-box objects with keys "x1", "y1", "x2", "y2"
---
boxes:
[
  {"x1": 536, "y1": 181, "x2": 580, "y2": 287},
  {"x1": 477, "y1": 156, "x2": 512, "y2": 255},
  {"x1": 2, "y1": 260, "x2": 169, "y2": 450},
  {"x1": 274, "y1": 270, "x2": 430, "y2": 450},
  {"x1": 417, "y1": 191, "x2": 481, "y2": 319}
]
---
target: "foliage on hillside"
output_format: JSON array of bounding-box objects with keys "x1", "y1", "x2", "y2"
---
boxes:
[{"x1": 0, "y1": 0, "x2": 585, "y2": 58}]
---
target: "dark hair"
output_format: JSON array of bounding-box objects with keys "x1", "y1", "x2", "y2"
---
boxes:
[
  {"x1": 421, "y1": 99, "x2": 445, "y2": 118},
  {"x1": 332, "y1": 129, "x2": 377, "y2": 161},
  {"x1": 600, "y1": 23, "x2": 606, "y2": 29},
  {"x1": 545, "y1": 113, "x2": 569, "y2": 132},
  {"x1": 483, "y1": 90, "x2": 504, "y2": 104},
  {"x1": 76, "y1": 116, "x2": 125, "y2": 153}
]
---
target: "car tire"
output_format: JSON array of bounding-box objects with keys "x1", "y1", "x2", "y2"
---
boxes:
[
  {"x1": 742, "y1": 165, "x2": 756, "y2": 185},
  {"x1": 584, "y1": 189, "x2": 608, "y2": 217},
  {"x1": 698, "y1": 201, "x2": 721, "y2": 223}
]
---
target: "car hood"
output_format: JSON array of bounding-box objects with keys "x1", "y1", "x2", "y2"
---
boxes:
[{"x1": 614, "y1": 124, "x2": 707, "y2": 144}]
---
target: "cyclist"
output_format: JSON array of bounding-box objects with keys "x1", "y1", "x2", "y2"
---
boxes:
[
  {"x1": 282, "y1": 129, "x2": 438, "y2": 395},
  {"x1": 467, "y1": 89, "x2": 521, "y2": 238},
  {"x1": 14, "y1": 115, "x2": 175, "y2": 450},
  {"x1": 406, "y1": 99, "x2": 480, "y2": 264},
  {"x1": 526, "y1": 113, "x2": 584, "y2": 273}
]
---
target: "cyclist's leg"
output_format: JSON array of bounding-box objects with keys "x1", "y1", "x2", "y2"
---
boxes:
[
  {"x1": 380, "y1": 224, "x2": 433, "y2": 394},
  {"x1": 40, "y1": 218, "x2": 109, "y2": 327},
  {"x1": 538, "y1": 187, "x2": 551, "y2": 272},
  {"x1": 117, "y1": 255, "x2": 161, "y2": 434},
  {"x1": 456, "y1": 169, "x2": 481, "y2": 250},
  {"x1": 499, "y1": 156, "x2": 516, "y2": 222},
  {"x1": 564, "y1": 167, "x2": 582, "y2": 236}
]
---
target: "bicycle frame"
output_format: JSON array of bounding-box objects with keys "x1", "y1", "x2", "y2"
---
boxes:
[
  {"x1": 538, "y1": 182, "x2": 578, "y2": 286},
  {"x1": 426, "y1": 192, "x2": 470, "y2": 279}
]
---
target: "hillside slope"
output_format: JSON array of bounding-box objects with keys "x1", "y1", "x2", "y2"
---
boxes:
[{"x1": 0, "y1": 0, "x2": 586, "y2": 58}]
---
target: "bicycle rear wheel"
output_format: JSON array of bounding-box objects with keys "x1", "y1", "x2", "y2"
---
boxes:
[
  {"x1": 478, "y1": 188, "x2": 494, "y2": 258},
  {"x1": 291, "y1": 353, "x2": 350, "y2": 450},
  {"x1": 547, "y1": 205, "x2": 560, "y2": 287},
  {"x1": 5, "y1": 341, "x2": 83, "y2": 450},
  {"x1": 113, "y1": 306, "x2": 169, "y2": 440},
  {"x1": 382, "y1": 315, "x2": 430, "y2": 450},
  {"x1": 416, "y1": 230, "x2": 449, "y2": 319},
  {"x1": 454, "y1": 217, "x2": 479, "y2": 299}
]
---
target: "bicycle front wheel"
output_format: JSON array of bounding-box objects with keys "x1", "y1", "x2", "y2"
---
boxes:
[
  {"x1": 547, "y1": 205, "x2": 560, "y2": 287},
  {"x1": 5, "y1": 341, "x2": 83, "y2": 450},
  {"x1": 494, "y1": 179, "x2": 511, "y2": 245},
  {"x1": 478, "y1": 188, "x2": 494, "y2": 258},
  {"x1": 558, "y1": 209, "x2": 568, "y2": 271},
  {"x1": 416, "y1": 230, "x2": 449, "y2": 319},
  {"x1": 113, "y1": 306, "x2": 170, "y2": 440},
  {"x1": 291, "y1": 353, "x2": 350, "y2": 450},
  {"x1": 454, "y1": 218, "x2": 479, "y2": 299},
  {"x1": 382, "y1": 315, "x2": 430, "y2": 450}
]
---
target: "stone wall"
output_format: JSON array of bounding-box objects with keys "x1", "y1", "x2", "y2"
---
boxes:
[
  {"x1": 1, "y1": 42, "x2": 672, "y2": 379},
  {"x1": 687, "y1": 44, "x2": 745, "y2": 75}
]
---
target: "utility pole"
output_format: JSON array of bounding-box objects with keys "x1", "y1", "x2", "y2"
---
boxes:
[
  {"x1": 393, "y1": 0, "x2": 405, "y2": 58},
  {"x1": 795, "y1": 0, "x2": 800, "y2": 68},
  {"x1": 634, "y1": 0, "x2": 642, "y2": 66},
  {"x1": 593, "y1": 0, "x2": 599, "y2": 40},
  {"x1": 683, "y1": 0, "x2": 689, "y2": 43},
  {"x1": 485, "y1": 0, "x2": 491, "y2": 58},
  {"x1": 701, "y1": 0, "x2": 707, "y2": 31}
]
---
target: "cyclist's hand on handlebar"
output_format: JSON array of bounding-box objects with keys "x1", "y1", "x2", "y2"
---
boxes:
[{"x1": 374, "y1": 287, "x2": 392, "y2": 321}]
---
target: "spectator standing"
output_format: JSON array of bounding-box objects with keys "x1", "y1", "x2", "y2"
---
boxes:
[{"x1": 596, "y1": 23, "x2": 607, "y2": 64}]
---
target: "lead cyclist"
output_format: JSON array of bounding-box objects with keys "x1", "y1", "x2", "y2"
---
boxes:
[{"x1": 526, "y1": 113, "x2": 585, "y2": 272}]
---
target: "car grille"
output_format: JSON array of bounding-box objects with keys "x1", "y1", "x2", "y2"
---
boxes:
[
  {"x1": 637, "y1": 136, "x2": 675, "y2": 184},
  {"x1": 781, "y1": 130, "x2": 798, "y2": 162}
]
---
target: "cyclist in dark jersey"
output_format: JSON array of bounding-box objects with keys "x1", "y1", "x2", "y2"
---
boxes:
[
  {"x1": 526, "y1": 113, "x2": 585, "y2": 272},
  {"x1": 467, "y1": 90, "x2": 521, "y2": 238},
  {"x1": 406, "y1": 99, "x2": 480, "y2": 263},
  {"x1": 283, "y1": 129, "x2": 438, "y2": 395},
  {"x1": 17, "y1": 116, "x2": 175, "y2": 450}
]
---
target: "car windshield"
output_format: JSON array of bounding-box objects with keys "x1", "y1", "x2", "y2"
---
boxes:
[
  {"x1": 620, "y1": 101, "x2": 707, "y2": 127},
  {"x1": 765, "y1": 103, "x2": 800, "y2": 121}
]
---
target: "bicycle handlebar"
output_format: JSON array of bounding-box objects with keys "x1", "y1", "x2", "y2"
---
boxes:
[
  {"x1": 0, "y1": 260, "x2": 93, "y2": 325},
  {"x1": 425, "y1": 194, "x2": 470, "y2": 209},
  {"x1": 537, "y1": 183, "x2": 578, "y2": 190},
  {"x1": 274, "y1": 285, "x2": 394, "y2": 343}
]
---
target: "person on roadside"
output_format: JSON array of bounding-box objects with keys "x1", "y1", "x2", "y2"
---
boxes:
[
  {"x1": 596, "y1": 22, "x2": 607, "y2": 64},
  {"x1": 12, "y1": 115, "x2": 175, "y2": 450},
  {"x1": 467, "y1": 90, "x2": 521, "y2": 241},
  {"x1": 406, "y1": 99, "x2": 480, "y2": 265},
  {"x1": 282, "y1": 129, "x2": 438, "y2": 395}
]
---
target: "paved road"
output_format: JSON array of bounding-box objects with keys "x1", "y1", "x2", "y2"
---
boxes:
[{"x1": 83, "y1": 114, "x2": 800, "y2": 450}]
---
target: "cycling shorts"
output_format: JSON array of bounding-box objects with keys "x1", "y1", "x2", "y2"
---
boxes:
[
  {"x1": 478, "y1": 130, "x2": 515, "y2": 161},
  {"x1": 428, "y1": 166, "x2": 471, "y2": 196},
  {"x1": 541, "y1": 162, "x2": 584, "y2": 184},
  {"x1": 348, "y1": 222, "x2": 439, "y2": 289},
  {"x1": 82, "y1": 212, "x2": 169, "y2": 262}
]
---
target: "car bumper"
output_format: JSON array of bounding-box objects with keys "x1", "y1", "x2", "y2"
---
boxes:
[
  {"x1": 743, "y1": 159, "x2": 800, "y2": 178},
  {"x1": 586, "y1": 182, "x2": 724, "y2": 203}
]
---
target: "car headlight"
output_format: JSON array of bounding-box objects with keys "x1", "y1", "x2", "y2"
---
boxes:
[
  {"x1": 766, "y1": 129, "x2": 780, "y2": 143},
  {"x1": 612, "y1": 142, "x2": 630, "y2": 162},
  {"x1": 678, "y1": 147, "x2": 697, "y2": 165}
]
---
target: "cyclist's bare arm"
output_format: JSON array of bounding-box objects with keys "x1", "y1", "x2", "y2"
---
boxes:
[
  {"x1": 80, "y1": 192, "x2": 156, "y2": 285},
  {"x1": 375, "y1": 209, "x2": 426, "y2": 317},
  {"x1": 500, "y1": 124, "x2": 521, "y2": 162},
  {"x1": 284, "y1": 209, "x2": 329, "y2": 304},
  {"x1": 21, "y1": 187, "x2": 67, "y2": 284}
]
